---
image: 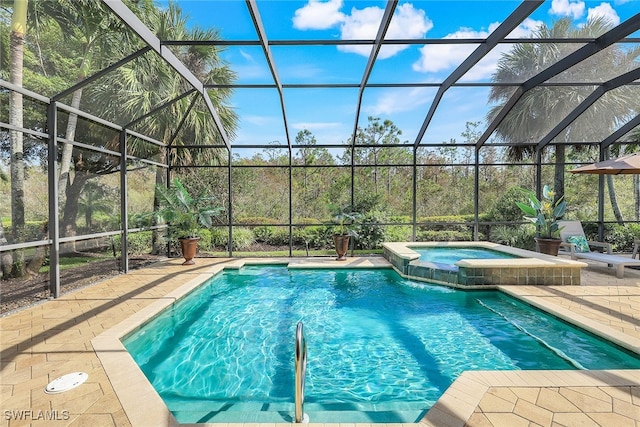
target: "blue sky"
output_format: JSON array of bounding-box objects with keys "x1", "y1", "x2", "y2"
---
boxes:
[{"x1": 168, "y1": 0, "x2": 639, "y2": 150}]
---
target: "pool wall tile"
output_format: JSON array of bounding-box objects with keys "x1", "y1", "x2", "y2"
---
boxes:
[{"x1": 383, "y1": 242, "x2": 586, "y2": 288}]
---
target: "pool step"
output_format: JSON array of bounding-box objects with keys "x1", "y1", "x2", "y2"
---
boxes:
[
  {"x1": 166, "y1": 399, "x2": 429, "y2": 423},
  {"x1": 172, "y1": 409, "x2": 427, "y2": 423}
]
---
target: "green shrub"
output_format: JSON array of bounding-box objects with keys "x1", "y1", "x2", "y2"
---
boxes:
[
  {"x1": 268, "y1": 227, "x2": 291, "y2": 246},
  {"x1": 387, "y1": 215, "x2": 411, "y2": 224},
  {"x1": 385, "y1": 224, "x2": 412, "y2": 242},
  {"x1": 209, "y1": 227, "x2": 229, "y2": 247},
  {"x1": 581, "y1": 221, "x2": 598, "y2": 238},
  {"x1": 112, "y1": 231, "x2": 153, "y2": 255},
  {"x1": 416, "y1": 230, "x2": 471, "y2": 241},
  {"x1": 127, "y1": 231, "x2": 153, "y2": 255},
  {"x1": 197, "y1": 229, "x2": 213, "y2": 251},
  {"x1": 297, "y1": 218, "x2": 323, "y2": 225},
  {"x1": 418, "y1": 214, "x2": 480, "y2": 223},
  {"x1": 603, "y1": 223, "x2": 640, "y2": 252},
  {"x1": 236, "y1": 217, "x2": 277, "y2": 225},
  {"x1": 416, "y1": 215, "x2": 476, "y2": 233},
  {"x1": 254, "y1": 225, "x2": 275, "y2": 243},
  {"x1": 208, "y1": 227, "x2": 256, "y2": 250},
  {"x1": 292, "y1": 225, "x2": 328, "y2": 248},
  {"x1": 232, "y1": 227, "x2": 255, "y2": 250},
  {"x1": 129, "y1": 212, "x2": 153, "y2": 228},
  {"x1": 312, "y1": 226, "x2": 332, "y2": 248},
  {"x1": 1, "y1": 221, "x2": 49, "y2": 242},
  {"x1": 487, "y1": 186, "x2": 530, "y2": 222},
  {"x1": 489, "y1": 225, "x2": 536, "y2": 251},
  {"x1": 356, "y1": 211, "x2": 386, "y2": 250}
]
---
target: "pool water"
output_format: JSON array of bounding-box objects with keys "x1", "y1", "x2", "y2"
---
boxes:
[
  {"x1": 123, "y1": 266, "x2": 640, "y2": 423},
  {"x1": 410, "y1": 246, "x2": 520, "y2": 266}
]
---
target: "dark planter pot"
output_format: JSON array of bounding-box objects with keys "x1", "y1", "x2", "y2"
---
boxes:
[
  {"x1": 333, "y1": 234, "x2": 350, "y2": 261},
  {"x1": 535, "y1": 237, "x2": 562, "y2": 256},
  {"x1": 179, "y1": 237, "x2": 200, "y2": 265}
]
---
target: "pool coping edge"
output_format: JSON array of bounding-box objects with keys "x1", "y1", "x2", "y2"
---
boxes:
[{"x1": 91, "y1": 257, "x2": 640, "y2": 427}]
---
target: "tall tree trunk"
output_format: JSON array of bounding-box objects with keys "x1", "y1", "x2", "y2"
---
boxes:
[
  {"x1": 26, "y1": 223, "x2": 47, "y2": 276},
  {"x1": 553, "y1": 144, "x2": 566, "y2": 202},
  {"x1": 85, "y1": 206, "x2": 92, "y2": 229},
  {"x1": 9, "y1": 0, "x2": 28, "y2": 278},
  {"x1": 634, "y1": 175, "x2": 640, "y2": 221},
  {"x1": 602, "y1": 149, "x2": 624, "y2": 224},
  {"x1": 61, "y1": 171, "x2": 90, "y2": 252},
  {"x1": 58, "y1": 89, "x2": 84, "y2": 203},
  {"x1": 0, "y1": 221, "x2": 13, "y2": 279},
  {"x1": 606, "y1": 174, "x2": 624, "y2": 224},
  {"x1": 151, "y1": 140, "x2": 170, "y2": 255},
  {"x1": 151, "y1": 166, "x2": 166, "y2": 255}
]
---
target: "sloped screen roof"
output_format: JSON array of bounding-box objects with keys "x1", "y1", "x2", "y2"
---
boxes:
[{"x1": 101, "y1": 0, "x2": 640, "y2": 154}]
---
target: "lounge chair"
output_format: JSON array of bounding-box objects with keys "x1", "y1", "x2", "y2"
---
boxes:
[{"x1": 558, "y1": 220, "x2": 640, "y2": 278}]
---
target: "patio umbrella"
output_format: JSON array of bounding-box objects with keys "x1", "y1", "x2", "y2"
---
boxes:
[{"x1": 570, "y1": 153, "x2": 640, "y2": 175}]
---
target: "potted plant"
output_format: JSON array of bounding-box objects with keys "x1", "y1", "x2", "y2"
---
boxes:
[
  {"x1": 154, "y1": 178, "x2": 222, "y2": 265},
  {"x1": 330, "y1": 205, "x2": 360, "y2": 261},
  {"x1": 515, "y1": 185, "x2": 567, "y2": 256}
]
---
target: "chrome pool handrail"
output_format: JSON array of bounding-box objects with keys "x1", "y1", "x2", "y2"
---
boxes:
[{"x1": 295, "y1": 322, "x2": 307, "y2": 423}]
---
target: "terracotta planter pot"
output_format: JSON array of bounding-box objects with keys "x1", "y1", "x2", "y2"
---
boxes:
[
  {"x1": 535, "y1": 237, "x2": 562, "y2": 256},
  {"x1": 333, "y1": 235, "x2": 350, "y2": 261},
  {"x1": 179, "y1": 237, "x2": 200, "y2": 265}
]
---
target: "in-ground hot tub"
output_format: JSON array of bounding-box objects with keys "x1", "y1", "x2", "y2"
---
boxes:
[{"x1": 383, "y1": 241, "x2": 587, "y2": 287}]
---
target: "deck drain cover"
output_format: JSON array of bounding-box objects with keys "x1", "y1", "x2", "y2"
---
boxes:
[{"x1": 44, "y1": 372, "x2": 88, "y2": 394}]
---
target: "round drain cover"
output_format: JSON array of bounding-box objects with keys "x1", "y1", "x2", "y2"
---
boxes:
[{"x1": 44, "y1": 372, "x2": 88, "y2": 394}]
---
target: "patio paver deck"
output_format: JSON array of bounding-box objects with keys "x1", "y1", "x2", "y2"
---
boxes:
[{"x1": 2, "y1": 255, "x2": 640, "y2": 426}]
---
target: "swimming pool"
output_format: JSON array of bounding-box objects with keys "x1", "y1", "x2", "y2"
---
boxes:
[
  {"x1": 383, "y1": 242, "x2": 585, "y2": 286},
  {"x1": 410, "y1": 246, "x2": 520, "y2": 267},
  {"x1": 122, "y1": 266, "x2": 640, "y2": 423}
]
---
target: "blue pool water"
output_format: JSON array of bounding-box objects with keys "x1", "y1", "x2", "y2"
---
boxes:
[
  {"x1": 411, "y1": 246, "x2": 520, "y2": 266},
  {"x1": 123, "y1": 266, "x2": 640, "y2": 423}
]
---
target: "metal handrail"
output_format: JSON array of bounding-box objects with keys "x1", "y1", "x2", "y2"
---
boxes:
[{"x1": 294, "y1": 322, "x2": 307, "y2": 423}]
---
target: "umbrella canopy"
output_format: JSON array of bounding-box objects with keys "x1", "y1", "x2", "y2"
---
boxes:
[{"x1": 570, "y1": 153, "x2": 640, "y2": 175}]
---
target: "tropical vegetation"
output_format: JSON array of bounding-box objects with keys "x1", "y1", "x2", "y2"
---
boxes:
[
  {"x1": 1, "y1": 1, "x2": 640, "y2": 287},
  {"x1": 516, "y1": 185, "x2": 567, "y2": 239},
  {"x1": 154, "y1": 178, "x2": 223, "y2": 239}
]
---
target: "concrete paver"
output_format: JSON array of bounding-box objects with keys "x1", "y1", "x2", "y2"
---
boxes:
[{"x1": 1, "y1": 256, "x2": 640, "y2": 427}]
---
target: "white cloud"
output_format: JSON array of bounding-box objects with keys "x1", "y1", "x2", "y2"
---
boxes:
[
  {"x1": 388, "y1": 3, "x2": 434, "y2": 38},
  {"x1": 239, "y1": 49, "x2": 254, "y2": 62},
  {"x1": 507, "y1": 18, "x2": 544, "y2": 38},
  {"x1": 340, "y1": 3, "x2": 433, "y2": 59},
  {"x1": 230, "y1": 49, "x2": 271, "y2": 80},
  {"x1": 293, "y1": 1, "x2": 432, "y2": 59},
  {"x1": 587, "y1": 2, "x2": 620, "y2": 25},
  {"x1": 549, "y1": 0, "x2": 586, "y2": 19},
  {"x1": 413, "y1": 19, "x2": 541, "y2": 80},
  {"x1": 365, "y1": 87, "x2": 433, "y2": 116},
  {"x1": 231, "y1": 63, "x2": 270, "y2": 81},
  {"x1": 292, "y1": 0, "x2": 345, "y2": 30},
  {"x1": 242, "y1": 114, "x2": 274, "y2": 127},
  {"x1": 292, "y1": 121, "x2": 342, "y2": 131},
  {"x1": 412, "y1": 26, "x2": 497, "y2": 74}
]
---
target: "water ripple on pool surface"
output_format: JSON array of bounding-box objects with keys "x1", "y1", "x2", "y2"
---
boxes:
[{"x1": 122, "y1": 266, "x2": 640, "y2": 422}]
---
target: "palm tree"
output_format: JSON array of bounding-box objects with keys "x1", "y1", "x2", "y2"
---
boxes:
[
  {"x1": 32, "y1": 0, "x2": 134, "y2": 246},
  {"x1": 8, "y1": 0, "x2": 28, "y2": 277},
  {"x1": 34, "y1": 0, "x2": 132, "y2": 201},
  {"x1": 92, "y1": 1, "x2": 238, "y2": 253},
  {"x1": 77, "y1": 182, "x2": 114, "y2": 229},
  {"x1": 487, "y1": 17, "x2": 640, "y2": 204}
]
